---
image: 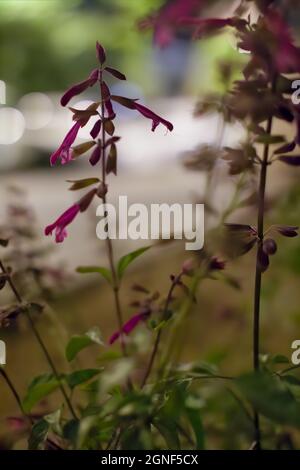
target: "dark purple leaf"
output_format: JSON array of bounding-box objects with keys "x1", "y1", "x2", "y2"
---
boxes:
[
  {"x1": 78, "y1": 189, "x2": 97, "y2": 212},
  {"x1": 105, "y1": 67, "x2": 126, "y2": 81},
  {"x1": 90, "y1": 119, "x2": 102, "y2": 139},
  {"x1": 278, "y1": 155, "x2": 300, "y2": 166},
  {"x1": 224, "y1": 223, "x2": 256, "y2": 234},
  {"x1": 96, "y1": 41, "x2": 106, "y2": 64},
  {"x1": 275, "y1": 105, "x2": 294, "y2": 123},
  {"x1": 104, "y1": 136, "x2": 120, "y2": 148},
  {"x1": 258, "y1": 246, "x2": 270, "y2": 273},
  {"x1": 101, "y1": 81, "x2": 110, "y2": 101},
  {"x1": 274, "y1": 141, "x2": 296, "y2": 155},
  {"x1": 89, "y1": 145, "x2": 101, "y2": 166},
  {"x1": 275, "y1": 225, "x2": 299, "y2": 237},
  {"x1": 263, "y1": 238, "x2": 277, "y2": 255},
  {"x1": 240, "y1": 238, "x2": 258, "y2": 255},
  {"x1": 105, "y1": 99, "x2": 115, "y2": 119},
  {"x1": 60, "y1": 69, "x2": 99, "y2": 107}
]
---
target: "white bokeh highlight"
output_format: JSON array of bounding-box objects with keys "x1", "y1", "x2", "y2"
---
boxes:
[
  {"x1": 18, "y1": 92, "x2": 54, "y2": 130},
  {"x1": 0, "y1": 107, "x2": 25, "y2": 144}
]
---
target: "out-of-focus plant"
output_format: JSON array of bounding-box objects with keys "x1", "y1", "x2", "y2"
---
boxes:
[{"x1": 141, "y1": 0, "x2": 300, "y2": 450}]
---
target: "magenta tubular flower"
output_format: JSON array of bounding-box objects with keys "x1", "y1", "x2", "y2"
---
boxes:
[
  {"x1": 50, "y1": 122, "x2": 81, "y2": 166},
  {"x1": 133, "y1": 102, "x2": 173, "y2": 132},
  {"x1": 109, "y1": 311, "x2": 149, "y2": 345},
  {"x1": 111, "y1": 95, "x2": 173, "y2": 132},
  {"x1": 45, "y1": 204, "x2": 80, "y2": 243},
  {"x1": 139, "y1": 0, "x2": 203, "y2": 47},
  {"x1": 183, "y1": 17, "x2": 239, "y2": 38},
  {"x1": 60, "y1": 69, "x2": 100, "y2": 107},
  {"x1": 264, "y1": 10, "x2": 300, "y2": 73}
]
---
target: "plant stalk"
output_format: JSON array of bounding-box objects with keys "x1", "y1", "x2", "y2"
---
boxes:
[
  {"x1": 141, "y1": 272, "x2": 183, "y2": 387},
  {"x1": 252, "y1": 90, "x2": 275, "y2": 449},
  {"x1": 0, "y1": 261, "x2": 77, "y2": 420},
  {"x1": 99, "y1": 74, "x2": 126, "y2": 356}
]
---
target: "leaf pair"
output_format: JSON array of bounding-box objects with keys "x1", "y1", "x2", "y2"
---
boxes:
[{"x1": 77, "y1": 246, "x2": 151, "y2": 285}]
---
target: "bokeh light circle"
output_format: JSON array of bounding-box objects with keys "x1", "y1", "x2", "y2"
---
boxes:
[
  {"x1": 18, "y1": 92, "x2": 54, "y2": 130},
  {"x1": 0, "y1": 107, "x2": 25, "y2": 145}
]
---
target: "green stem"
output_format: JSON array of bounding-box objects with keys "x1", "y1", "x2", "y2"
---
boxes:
[
  {"x1": 99, "y1": 74, "x2": 126, "y2": 357},
  {"x1": 141, "y1": 272, "x2": 184, "y2": 387},
  {"x1": 0, "y1": 367, "x2": 63, "y2": 449},
  {"x1": 0, "y1": 367, "x2": 32, "y2": 424}
]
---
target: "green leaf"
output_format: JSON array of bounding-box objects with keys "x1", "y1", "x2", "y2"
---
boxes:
[
  {"x1": 177, "y1": 361, "x2": 218, "y2": 377},
  {"x1": 106, "y1": 142, "x2": 117, "y2": 175},
  {"x1": 44, "y1": 408, "x2": 61, "y2": 427},
  {"x1": 271, "y1": 354, "x2": 290, "y2": 365},
  {"x1": 255, "y1": 135, "x2": 285, "y2": 144},
  {"x1": 66, "y1": 369, "x2": 102, "y2": 389},
  {"x1": 185, "y1": 408, "x2": 205, "y2": 450},
  {"x1": 66, "y1": 327, "x2": 104, "y2": 362},
  {"x1": 153, "y1": 416, "x2": 180, "y2": 449},
  {"x1": 28, "y1": 419, "x2": 49, "y2": 450},
  {"x1": 67, "y1": 178, "x2": 99, "y2": 191},
  {"x1": 23, "y1": 374, "x2": 60, "y2": 412},
  {"x1": 117, "y1": 246, "x2": 150, "y2": 280},
  {"x1": 72, "y1": 141, "x2": 96, "y2": 157},
  {"x1": 237, "y1": 372, "x2": 300, "y2": 428},
  {"x1": 63, "y1": 419, "x2": 80, "y2": 445},
  {"x1": 76, "y1": 266, "x2": 112, "y2": 284},
  {"x1": 282, "y1": 375, "x2": 300, "y2": 386}
]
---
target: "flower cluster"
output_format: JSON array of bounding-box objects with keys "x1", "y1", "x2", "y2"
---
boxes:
[
  {"x1": 138, "y1": 0, "x2": 203, "y2": 47},
  {"x1": 45, "y1": 42, "x2": 173, "y2": 243}
]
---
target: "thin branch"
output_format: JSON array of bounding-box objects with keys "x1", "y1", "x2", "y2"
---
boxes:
[
  {"x1": 252, "y1": 75, "x2": 277, "y2": 450},
  {"x1": 0, "y1": 260, "x2": 77, "y2": 420},
  {"x1": 141, "y1": 272, "x2": 184, "y2": 388},
  {"x1": 0, "y1": 367, "x2": 63, "y2": 450},
  {"x1": 99, "y1": 74, "x2": 126, "y2": 357}
]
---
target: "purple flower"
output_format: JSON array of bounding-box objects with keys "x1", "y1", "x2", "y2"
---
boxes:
[
  {"x1": 50, "y1": 122, "x2": 81, "y2": 166},
  {"x1": 109, "y1": 310, "x2": 150, "y2": 344},
  {"x1": 111, "y1": 96, "x2": 173, "y2": 132},
  {"x1": 45, "y1": 204, "x2": 80, "y2": 243},
  {"x1": 139, "y1": 0, "x2": 203, "y2": 47},
  {"x1": 183, "y1": 17, "x2": 239, "y2": 38},
  {"x1": 264, "y1": 10, "x2": 300, "y2": 74},
  {"x1": 60, "y1": 69, "x2": 100, "y2": 107},
  {"x1": 134, "y1": 102, "x2": 173, "y2": 132}
]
